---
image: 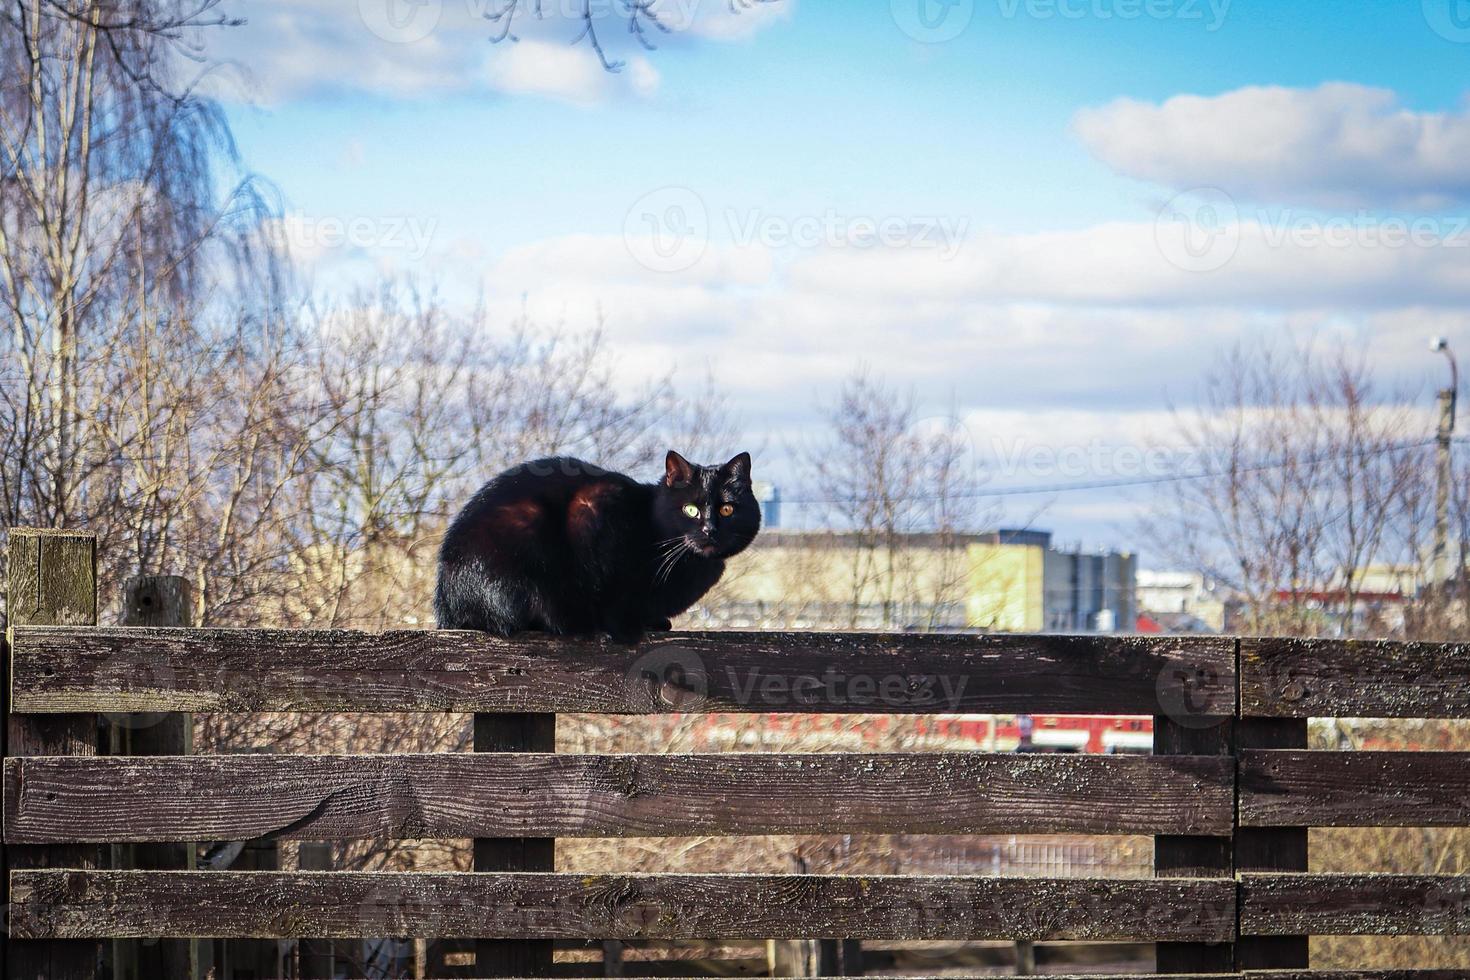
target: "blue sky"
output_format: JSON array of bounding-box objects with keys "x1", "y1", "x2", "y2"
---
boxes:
[{"x1": 207, "y1": 0, "x2": 1470, "y2": 552}]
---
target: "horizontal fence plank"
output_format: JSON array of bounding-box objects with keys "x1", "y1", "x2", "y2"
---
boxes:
[
  {"x1": 431, "y1": 976, "x2": 1470, "y2": 980},
  {"x1": 1240, "y1": 637, "x2": 1470, "y2": 718},
  {"x1": 3, "y1": 751, "x2": 1234, "y2": 842},
  {"x1": 1240, "y1": 873, "x2": 1470, "y2": 936},
  {"x1": 429, "y1": 976, "x2": 1470, "y2": 980},
  {"x1": 1237, "y1": 974, "x2": 1470, "y2": 980},
  {"x1": 9, "y1": 871, "x2": 1236, "y2": 942},
  {"x1": 9, "y1": 627, "x2": 1236, "y2": 716},
  {"x1": 1240, "y1": 750, "x2": 1470, "y2": 827}
]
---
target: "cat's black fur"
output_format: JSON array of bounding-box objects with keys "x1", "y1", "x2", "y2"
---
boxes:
[{"x1": 435, "y1": 451, "x2": 760, "y2": 642}]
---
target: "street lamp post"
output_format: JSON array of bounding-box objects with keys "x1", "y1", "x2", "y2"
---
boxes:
[{"x1": 1431, "y1": 337, "x2": 1459, "y2": 588}]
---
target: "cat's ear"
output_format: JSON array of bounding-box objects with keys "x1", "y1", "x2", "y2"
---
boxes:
[
  {"x1": 721, "y1": 451, "x2": 752, "y2": 485},
  {"x1": 664, "y1": 450, "x2": 695, "y2": 486}
]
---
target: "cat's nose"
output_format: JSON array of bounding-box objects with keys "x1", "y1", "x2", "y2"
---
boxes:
[{"x1": 700, "y1": 520, "x2": 716, "y2": 535}]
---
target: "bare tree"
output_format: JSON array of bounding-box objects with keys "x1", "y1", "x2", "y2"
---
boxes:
[
  {"x1": 791, "y1": 370, "x2": 985, "y2": 630},
  {"x1": 1147, "y1": 339, "x2": 1459, "y2": 639},
  {"x1": 0, "y1": 0, "x2": 269, "y2": 531}
]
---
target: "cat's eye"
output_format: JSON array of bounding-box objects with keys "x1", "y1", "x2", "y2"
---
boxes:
[
  {"x1": 682, "y1": 503, "x2": 700, "y2": 518},
  {"x1": 719, "y1": 504, "x2": 735, "y2": 517}
]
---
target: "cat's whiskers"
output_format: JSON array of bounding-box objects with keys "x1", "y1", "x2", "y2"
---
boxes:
[{"x1": 654, "y1": 538, "x2": 691, "y2": 587}]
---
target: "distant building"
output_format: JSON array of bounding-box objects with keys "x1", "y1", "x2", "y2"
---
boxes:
[
  {"x1": 752, "y1": 481, "x2": 781, "y2": 529},
  {"x1": 1043, "y1": 542, "x2": 1137, "y2": 633},
  {"x1": 696, "y1": 526, "x2": 1138, "y2": 633},
  {"x1": 1136, "y1": 569, "x2": 1227, "y2": 633}
]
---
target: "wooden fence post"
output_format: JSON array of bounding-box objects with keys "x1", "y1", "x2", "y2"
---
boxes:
[
  {"x1": 1153, "y1": 640, "x2": 1235, "y2": 974},
  {"x1": 819, "y1": 938, "x2": 863, "y2": 976},
  {"x1": 473, "y1": 709, "x2": 556, "y2": 976},
  {"x1": 111, "y1": 574, "x2": 196, "y2": 980},
  {"x1": 4, "y1": 528, "x2": 102, "y2": 980},
  {"x1": 299, "y1": 842, "x2": 336, "y2": 979},
  {"x1": 1233, "y1": 709, "x2": 1309, "y2": 970}
]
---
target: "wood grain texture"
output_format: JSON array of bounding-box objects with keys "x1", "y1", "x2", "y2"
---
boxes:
[
  {"x1": 1232, "y1": 719, "x2": 1309, "y2": 970},
  {"x1": 9, "y1": 627, "x2": 1236, "y2": 715},
  {"x1": 1154, "y1": 705, "x2": 1235, "y2": 973},
  {"x1": 1240, "y1": 873, "x2": 1470, "y2": 936},
  {"x1": 473, "y1": 712, "x2": 556, "y2": 976},
  {"x1": 3, "y1": 751, "x2": 1234, "y2": 843},
  {"x1": 1235, "y1": 975, "x2": 1470, "y2": 980},
  {"x1": 454, "y1": 976, "x2": 1470, "y2": 980},
  {"x1": 430, "y1": 976, "x2": 1470, "y2": 980},
  {"x1": 8, "y1": 871, "x2": 1237, "y2": 942},
  {"x1": 113, "y1": 573, "x2": 196, "y2": 980},
  {"x1": 6, "y1": 529, "x2": 97, "y2": 628},
  {"x1": 1240, "y1": 750, "x2": 1470, "y2": 827},
  {"x1": 5, "y1": 528, "x2": 101, "y2": 980},
  {"x1": 1240, "y1": 636, "x2": 1470, "y2": 718}
]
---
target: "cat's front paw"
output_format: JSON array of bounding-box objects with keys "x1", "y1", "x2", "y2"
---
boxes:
[
  {"x1": 604, "y1": 625, "x2": 647, "y2": 645},
  {"x1": 645, "y1": 617, "x2": 673, "y2": 632}
]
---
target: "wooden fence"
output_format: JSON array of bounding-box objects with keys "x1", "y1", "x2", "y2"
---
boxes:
[{"x1": 2, "y1": 528, "x2": 1469, "y2": 979}]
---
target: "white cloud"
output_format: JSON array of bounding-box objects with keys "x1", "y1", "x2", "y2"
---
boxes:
[
  {"x1": 681, "y1": 0, "x2": 793, "y2": 40},
  {"x1": 1074, "y1": 83, "x2": 1470, "y2": 207},
  {"x1": 457, "y1": 226, "x2": 1470, "y2": 423},
  {"x1": 205, "y1": 0, "x2": 784, "y2": 104},
  {"x1": 481, "y1": 40, "x2": 659, "y2": 105},
  {"x1": 786, "y1": 218, "x2": 1470, "y2": 309}
]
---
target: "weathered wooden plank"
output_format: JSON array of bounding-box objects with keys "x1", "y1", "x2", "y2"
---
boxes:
[
  {"x1": 1233, "y1": 719, "x2": 1309, "y2": 970},
  {"x1": 112, "y1": 573, "x2": 196, "y2": 980},
  {"x1": 8, "y1": 871, "x2": 1237, "y2": 942},
  {"x1": 1240, "y1": 750, "x2": 1470, "y2": 827},
  {"x1": 1240, "y1": 636, "x2": 1470, "y2": 718},
  {"x1": 474, "y1": 712, "x2": 556, "y2": 976},
  {"x1": 6, "y1": 528, "x2": 102, "y2": 980},
  {"x1": 9, "y1": 627, "x2": 1236, "y2": 714},
  {"x1": 1240, "y1": 974, "x2": 1470, "y2": 979},
  {"x1": 3, "y1": 751, "x2": 1234, "y2": 843},
  {"x1": 1154, "y1": 700, "x2": 1235, "y2": 972},
  {"x1": 1240, "y1": 873, "x2": 1470, "y2": 936},
  {"x1": 430, "y1": 975, "x2": 1470, "y2": 980}
]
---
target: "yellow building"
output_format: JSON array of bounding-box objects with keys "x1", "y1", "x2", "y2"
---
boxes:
[{"x1": 695, "y1": 529, "x2": 1095, "y2": 633}]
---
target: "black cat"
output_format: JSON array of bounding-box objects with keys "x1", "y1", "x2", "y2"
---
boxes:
[{"x1": 434, "y1": 451, "x2": 760, "y2": 642}]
